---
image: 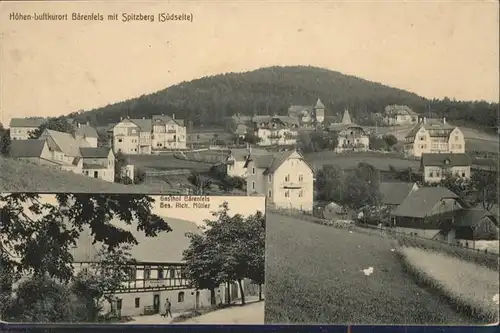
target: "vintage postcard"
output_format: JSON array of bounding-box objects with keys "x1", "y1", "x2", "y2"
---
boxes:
[
  {"x1": 0, "y1": 0, "x2": 498, "y2": 328},
  {"x1": 0, "y1": 193, "x2": 266, "y2": 324}
]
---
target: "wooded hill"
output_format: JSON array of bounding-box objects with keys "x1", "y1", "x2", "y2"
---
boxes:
[{"x1": 70, "y1": 66, "x2": 498, "y2": 132}]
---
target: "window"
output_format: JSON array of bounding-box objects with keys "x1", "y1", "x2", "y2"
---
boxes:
[
  {"x1": 436, "y1": 172, "x2": 440, "y2": 177},
  {"x1": 93, "y1": 171, "x2": 98, "y2": 178},
  {"x1": 135, "y1": 297, "x2": 140, "y2": 308},
  {"x1": 299, "y1": 190, "x2": 303, "y2": 198},
  {"x1": 455, "y1": 135, "x2": 458, "y2": 141},
  {"x1": 178, "y1": 292, "x2": 185, "y2": 303},
  {"x1": 461, "y1": 172, "x2": 466, "y2": 177},
  {"x1": 420, "y1": 136, "x2": 425, "y2": 141},
  {"x1": 158, "y1": 269, "x2": 164, "y2": 279},
  {"x1": 118, "y1": 139, "x2": 123, "y2": 143},
  {"x1": 144, "y1": 267, "x2": 151, "y2": 279},
  {"x1": 429, "y1": 172, "x2": 434, "y2": 177},
  {"x1": 298, "y1": 174, "x2": 303, "y2": 182},
  {"x1": 129, "y1": 268, "x2": 136, "y2": 280},
  {"x1": 285, "y1": 190, "x2": 290, "y2": 198},
  {"x1": 268, "y1": 174, "x2": 272, "y2": 183},
  {"x1": 169, "y1": 268, "x2": 176, "y2": 279},
  {"x1": 285, "y1": 174, "x2": 290, "y2": 182},
  {"x1": 268, "y1": 189, "x2": 272, "y2": 198},
  {"x1": 252, "y1": 167, "x2": 255, "y2": 175},
  {"x1": 252, "y1": 181, "x2": 255, "y2": 190}
]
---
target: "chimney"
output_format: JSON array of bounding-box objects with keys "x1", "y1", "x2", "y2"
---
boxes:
[
  {"x1": 443, "y1": 117, "x2": 446, "y2": 124},
  {"x1": 86, "y1": 121, "x2": 90, "y2": 126},
  {"x1": 120, "y1": 117, "x2": 123, "y2": 121},
  {"x1": 172, "y1": 114, "x2": 175, "y2": 119},
  {"x1": 77, "y1": 123, "x2": 81, "y2": 128},
  {"x1": 423, "y1": 117, "x2": 427, "y2": 124}
]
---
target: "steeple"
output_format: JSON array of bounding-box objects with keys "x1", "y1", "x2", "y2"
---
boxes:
[
  {"x1": 341, "y1": 108, "x2": 352, "y2": 125},
  {"x1": 314, "y1": 98, "x2": 325, "y2": 109}
]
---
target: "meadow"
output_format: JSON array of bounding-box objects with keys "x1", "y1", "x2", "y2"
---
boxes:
[
  {"x1": 265, "y1": 212, "x2": 484, "y2": 325},
  {"x1": 399, "y1": 247, "x2": 499, "y2": 323},
  {"x1": 126, "y1": 154, "x2": 214, "y2": 172}
]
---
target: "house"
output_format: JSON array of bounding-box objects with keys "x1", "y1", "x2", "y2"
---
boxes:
[
  {"x1": 321, "y1": 201, "x2": 345, "y2": 220},
  {"x1": 421, "y1": 153, "x2": 472, "y2": 184},
  {"x1": 328, "y1": 109, "x2": 370, "y2": 152},
  {"x1": 74, "y1": 122, "x2": 99, "y2": 148},
  {"x1": 8, "y1": 139, "x2": 57, "y2": 167},
  {"x1": 235, "y1": 124, "x2": 248, "y2": 139},
  {"x1": 38, "y1": 129, "x2": 88, "y2": 173},
  {"x1": 404, "y1": 117, "x2": 465, "y2": 157},
  {"x1": 251, "y1": 115, "x2": 299, "y2": 147},
  {"x1": 151, "y1": 114, "x2": 187, "y2": 151},
  {"x1": 80, "y1": 147, "x2": 115, "y2": 183},
  {"x1": 225, "y1": 147, "x2": 270, "y2": 178},
  {"x1": 288, "y1": 98, "x2": 325, "y2": 126},
  {"x1": 245, "y1": 149, "x2": 314, "y2": 212},
  {"x1": 8, "y1": 117, "x2": 46, "y2": 140},
  {"x1": 71, "y1": 215, "x2": 250, "y2": 317},
  {"x1": 121, "y1": 164, "x2": 135, "y2": 183},
  {"x1": 112, "y1": 118, "x2": 152, "y2": 155},
  {"x1": 447, "y1": 208, "x2": 499, "y2": 246},
  {"x1": 390, "y1": 186, "x2": 465, "y2": 239},
  {"x1": 383, "y1": 105, "x2": 418, "y2": 126},
  {"x1": 379, "y1": 181, "x2": 420, "y2": 210}
]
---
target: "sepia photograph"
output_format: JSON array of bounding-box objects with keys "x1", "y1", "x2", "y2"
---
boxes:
[
  {"x1": 0, "y1": 0, "x2": 498, "y2": 328},
  {"x1": 0, "y1": 193, "x2": 266, "y2": 324}
]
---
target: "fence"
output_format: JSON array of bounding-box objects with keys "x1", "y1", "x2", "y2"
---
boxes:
[{"x1": 267, "y1": 206, "x2": 498, "y2": 270}]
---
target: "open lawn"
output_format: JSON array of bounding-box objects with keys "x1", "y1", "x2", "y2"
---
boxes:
[
  {"x1": 399, "y1": 247, "x2": 499, "y2": 323},
  {"x1": 305, "y1": 151, "x2": 420, "y2": 171},
  {"x1": 127, "y1": 154, "x2": 213, "y2": 172},
  {"x1": 265, "y1": 213, "x2": 484, "y2": 324},
  {"x1": 0, "y1": 156, "x2": 167, "y2": 193}
]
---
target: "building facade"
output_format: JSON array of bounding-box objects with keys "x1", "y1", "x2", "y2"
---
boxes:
[
  {"x1": 329, "y1": 109, "x2": 370, "y2": 152},
  {"x1": 80, "y1": 147, "x2": 116, "y2": 183},
  {"x1": 288, "y1": 98, "x2": 325, "y2": 126},
  {"x1": 225, "y1": 147, "x2": 269, "y2": 178},
  {"x1": 9, "y1": 118, "x2": 46, "y2": 140},
  {"x1": 245, "y1": 150, "x2": 314, "y2": 212},
  {"x1": 404, "y1": 118, "x2": 465, "y2": 158},
  {"x1": 382, "y1": 105, "x2": 418, "y2": 126},
  {"x1": 251, "y1": 116, "x2": 299, "y2": 147},
  {"x1": 421, "y1": 153, "x2": 472, "y2": 184},
  {"x1": 151, "y1": 115, "x2": 187, "y2": 151}
]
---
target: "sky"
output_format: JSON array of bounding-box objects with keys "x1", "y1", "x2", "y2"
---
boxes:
[{"x1": 0, "y1": 0, "x2": 498, "y2": 127}]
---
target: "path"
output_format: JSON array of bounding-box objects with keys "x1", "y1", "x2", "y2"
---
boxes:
[
  {"x1": 265, "y1": 212, "x2": 485, "y2": 325},
  {"x1": 174, "y1": 300, "x2": 264, "y2": 324}
]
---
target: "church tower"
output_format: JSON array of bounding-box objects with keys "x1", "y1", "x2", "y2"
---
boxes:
[{"x1": 313, "y1": 98, "x2": 325, "y2": 123}]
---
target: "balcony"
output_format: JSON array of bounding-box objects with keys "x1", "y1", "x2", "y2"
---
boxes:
[
  {"x1": 167, "y1": 130, "x2": 177, "y2": 134},
  {"x1": 280, "y1": 180, "x2": 306, "y2": 189},
  {"x1": 268, "y1": 133, "x2": 282, "y2": 139}
]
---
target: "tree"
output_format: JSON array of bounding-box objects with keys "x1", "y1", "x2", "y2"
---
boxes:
[
  {"x1": 183, "y1": 233, "x2": 224, "y2": 306},
  {"x1": 184, "y1": 203, "x2": 265, "y2": 306},
  {"x1": 29, "y1": 116, "x2": 75, "y2": 139},
  {"x1": 71, "y1": 245, "x2": 136, "y2": 321},
  {"x1": 343, "y1": 163, "x2": 382, "y2": 210},
  {"x1": 0, "y1": 193, "x2": 171, "y2": 284},
  {"x1": 114, "y1": 151, "x2": 127, "y2": 183},
  {"x1": 369, "y1": 135, "x2": 387, "y2": 151},
  {"x1": 242, "y1": 131, "x2": 260, "y2": 145},
  {"x1": 0, "y1": 125, "x2": 11, "y2": 156},
  {"x1": 382, "y1": 134, "x2": 398, "y2": 149},
  {"x1": 187, "y1": 172, "x2": 212, "y2": 195},
  {"x1": 315, "y1": 164, "x2": 345, "y2": 203},
  {"x1": 97, "y1": 130, "x2": 109, "y2": 148},
  {"x1": 470, "y1": 170, "x2": 498, "y2": 212}
]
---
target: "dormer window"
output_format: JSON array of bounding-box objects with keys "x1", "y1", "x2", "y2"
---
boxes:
[{"x1": 444, "y1": 159, "x2": 450, "y2": 165}]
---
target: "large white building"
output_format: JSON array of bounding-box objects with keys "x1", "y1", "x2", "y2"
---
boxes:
[
  {"x1": 404, "y1": 117, "x2": 465, "y2": 158},
  {"x1": 420, "y1": 153, "x2": 472, "y2": 184},
  {"x1": 8, "y1": 117, "x2": 46, "y2": 140},
  {"x1": 383, "y1": 105, "x2": 419, "y2": 126},
  {"x1": 245, "y1": 149, "x2": 314, "y2": 212},
  {"x1": 111, "y1": 115, "x2": 186, "y2": 155},
  {"x1": 251, "y1": 116, "x2": 299, "y2": 147}
]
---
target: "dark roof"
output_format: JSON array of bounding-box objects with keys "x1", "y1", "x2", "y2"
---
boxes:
[
  {"x1": 71, "y1": 216, "x2": 201, "y2": 263},
  {"x1": 379, "y1": 182, "x2": 418, "y2": 206},
  {"x1": 152, "y1": 115, "x2": 185, "y2": 127},
  {"x1": 392, "y1": 187, "x2": 459, "y2": 218},
  {"x1": 80, "y1": 147, "x2": 112, "y2": 158},
  {"x1": 9, "y1": 117, "x2": 46, "y2": 128},
  {"x1": 229, "y1": 148, "x2": 269, "y2": 162},
  {"x1": 246, "y1": 150, "x2": 312, "y2": 175},
  {"x1": 9, "y1": 140, "x2": 47, "y2": 158},
  {"x1": 421, "y1": 153, "x2": 472, "y2": 168},
  {"x1": 130, "y1": 119, "x2": 153, "y2": 132},
  {"x1": 405, "y1": 119, "x2": 455, "y2": 139},
  {"x1": 75, "y1": 125, "x2": 98, "y2": 138},
  {"x1": 453, "y1": 208, "x2": 498, "y2": 228}
]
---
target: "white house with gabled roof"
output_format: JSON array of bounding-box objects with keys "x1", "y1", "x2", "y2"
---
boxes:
[{"x1": 245, "y1": 149, "x2": 314, "y2": 212}]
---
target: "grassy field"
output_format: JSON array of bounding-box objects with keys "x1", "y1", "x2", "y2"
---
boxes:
[
  {"x1": 126, "y1": 154, "x2": 214, "y2": 172},
  {"x1": 0, "y1": 156, "x2": 168, "y2": 193},
  {"x1": 305, "y1": 151, "x2": 420, "y2": 171},
  {"x1": 265, "y1": 212, "x2": 484, "y2": 324},
  {"x1": 399, "y1": 247, "x2": 499, "y2": 323}
]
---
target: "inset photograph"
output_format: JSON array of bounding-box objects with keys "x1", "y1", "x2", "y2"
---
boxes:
[{"x1": 0, "y1": 193, "x2": 266, "y2": 324}]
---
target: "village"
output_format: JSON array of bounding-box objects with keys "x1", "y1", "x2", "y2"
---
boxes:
[{"x1": 3, "y1": 99, "x2": 498, "y2": 252}]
